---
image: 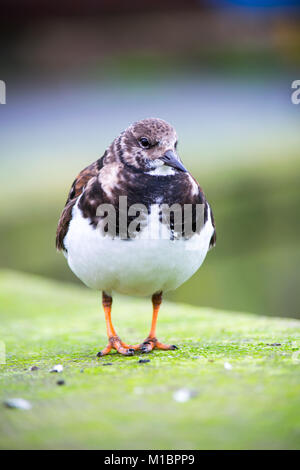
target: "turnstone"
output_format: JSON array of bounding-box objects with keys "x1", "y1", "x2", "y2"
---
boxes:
[{"x1": 56, "y1": 118, "x2": 216, "y2": 356}]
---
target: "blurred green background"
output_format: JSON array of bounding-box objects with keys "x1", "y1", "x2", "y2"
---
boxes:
[{"x1": 1, "y1": 0, "x2": 300, "y2": 318}]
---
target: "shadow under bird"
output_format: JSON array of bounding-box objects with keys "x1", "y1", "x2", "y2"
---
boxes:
[{"x1": 56, "y1": 118, "x2": 216, "y2": 356}]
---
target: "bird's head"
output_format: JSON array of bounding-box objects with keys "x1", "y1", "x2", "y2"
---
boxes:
[{"x1": 114, "y1": 118, "x2": 187, "y2": 174}]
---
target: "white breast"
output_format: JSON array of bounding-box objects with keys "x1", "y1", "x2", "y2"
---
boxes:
[{"x1": 64, "y1": 199, "x2": 214, "y2": 296}]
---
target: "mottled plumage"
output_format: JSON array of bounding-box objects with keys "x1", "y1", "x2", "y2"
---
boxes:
[{"x1": 56, "y1": 118, "x2": 216, "y2": 356}]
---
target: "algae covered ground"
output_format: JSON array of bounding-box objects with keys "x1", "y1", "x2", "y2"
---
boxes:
[{"x1": 0, "y1": 269, "x2": 299, "y2": 450}]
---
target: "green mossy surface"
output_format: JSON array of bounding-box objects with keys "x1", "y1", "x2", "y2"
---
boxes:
[{"x1": 0, "y1": 270, "x2": 299, "y2": 449}]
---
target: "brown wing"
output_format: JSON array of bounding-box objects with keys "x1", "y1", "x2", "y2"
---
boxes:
[
  {"x1": 209, "y1": 204, "x2": 216, "y2": 249},
  {"x1": 190, "y1": 174, "x2": 216, "y2": 249},
  {"x1": 56, "y1": 156, "x2": 104, "y2": 251}
]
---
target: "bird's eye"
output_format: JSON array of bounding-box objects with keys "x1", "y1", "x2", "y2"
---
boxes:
[{"x1": 139, "y1": 137, "x2": 150, "y2": 149}]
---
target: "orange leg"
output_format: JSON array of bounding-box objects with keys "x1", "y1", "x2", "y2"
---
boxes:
[
  {"x1": 97, "y1": 292, "x2": 135, "y2": 357},
  {"x1": 128, "y1": 292, "x2": 178, "y2": 354}
]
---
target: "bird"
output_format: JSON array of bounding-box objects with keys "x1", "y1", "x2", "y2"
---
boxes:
[{"x1": 56, "y1": 118, "x2": 216, "y2": 356}]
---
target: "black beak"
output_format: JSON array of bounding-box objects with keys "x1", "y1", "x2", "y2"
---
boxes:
[{"x1": 159, "y1": 150, "x2": 188, "y2": 173}]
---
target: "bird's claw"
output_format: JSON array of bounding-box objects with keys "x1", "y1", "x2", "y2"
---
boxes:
[
  {"x1": 97, "y1": 336, "x2": 178, "y2": 356},
  {"x1": 97, "y1": 336, "x2": 136, "y2": 357},
  {"x1": 139, "y1": 338, "x2": 178, "y2": 353},
  {"x1": 140, "y1": 345, "x2": 152, "y2": 354}
]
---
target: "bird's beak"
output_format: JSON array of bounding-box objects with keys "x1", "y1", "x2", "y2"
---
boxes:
[{"x1": 159, "y1": 150, "x2": 188, "y2": 173}]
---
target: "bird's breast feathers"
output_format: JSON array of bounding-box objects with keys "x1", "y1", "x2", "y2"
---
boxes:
[{"x1": 62, "y1": 167, "x2": 215, "y2": 296}]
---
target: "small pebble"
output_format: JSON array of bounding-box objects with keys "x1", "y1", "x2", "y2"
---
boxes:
[
  {"x1": 56, "y1": 380, "x2": 65, "y2": 386},
  {"x1": 138, "y1": 359, "x2": 150, "y2": 364},
  {"x1": 4, "y1": 398, "x2": 32, "y2": 410},
  {"x1": 30, "y1": 366, "x2": 39, "y2": 371},
  {"x1": 50, "y1": 364, "x2": 63, "y2": 373},
  {"x1": 224, "y1": 362, "x2": 233, "y2": 370},
  {"x1": 173, "y1": 388, "x2": 197, "y2": 403}
]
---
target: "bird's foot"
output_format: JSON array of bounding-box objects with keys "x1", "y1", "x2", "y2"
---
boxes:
[
  {"x1": 134, "y1": 337, "x2": 178, "y2": 354},
  {"x1": 97, "y1": 335, "x2": 135, "y2": 357}
]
